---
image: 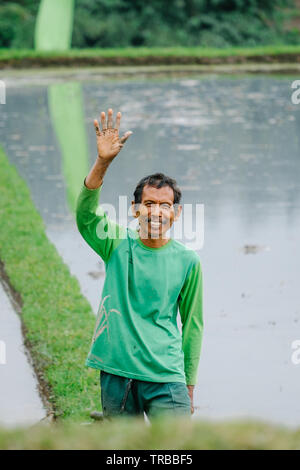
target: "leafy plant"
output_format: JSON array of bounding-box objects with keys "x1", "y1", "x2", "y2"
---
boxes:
[{"x1": 0, "y1": 0, "x2": 299, "y2": 49}]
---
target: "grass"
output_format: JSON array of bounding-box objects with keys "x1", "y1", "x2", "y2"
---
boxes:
[
  {"x1": 0, "y1": 44, "x2": 300, "y2": 67},
  {"x1": 0, "y1": 415, "x2": 300, "y2": 450},
  {"x1": 0, "y1": 44, "x2": 300, "y2": 58},
  {"x1": 0, "y1": 146, "x2": 100, "y2": 422}
]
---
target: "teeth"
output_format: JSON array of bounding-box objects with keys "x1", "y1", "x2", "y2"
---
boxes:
[{"x1": 150, "y1": 221, "x2": 161, "y2": 227}]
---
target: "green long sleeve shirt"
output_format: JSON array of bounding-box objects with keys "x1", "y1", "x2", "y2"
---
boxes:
[{"x1": 76, "y1": 181, "x2": 203, "y2": 385}]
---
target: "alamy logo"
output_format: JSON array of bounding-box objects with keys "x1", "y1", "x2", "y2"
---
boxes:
[
  {"x1": 291, "y1": 80, "x2": 300, "y2": 105},
  {"x1": 0, "y1": 80, "x2": 5, "y2": 104},
  {"x1": 95, "y1": 197, "x2": 205, "y2": 250},
  {"x1": 291, "y1": 339, "x2": 300, "y2": 365},
  {"x1": 0, "y1": 340, "x2": 6, "y2": 365}
]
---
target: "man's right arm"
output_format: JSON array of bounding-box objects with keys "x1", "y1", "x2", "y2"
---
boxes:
[
  {"x1": 76, "y1": 108, "x2": 132, "y2": 263},
  {"x1": 85, "y1": 108, "x2": 132, "y2": 190},
  {"x1": 76, "y1": 177, "x2": 126, "y2": 263},
  {"x1": 84, "y1": 154, "x2": 112, "y2": 190}
]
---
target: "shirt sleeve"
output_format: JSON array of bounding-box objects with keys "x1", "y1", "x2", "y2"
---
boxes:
[
  {"x1": 178, "y1": 260, "x2": 203, "y2": 386},
  {"x1": 76, "y1": 178, "x2": 127, "y2": 263}
]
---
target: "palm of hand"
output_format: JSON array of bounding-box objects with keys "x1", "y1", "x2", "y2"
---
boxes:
[
  {"x1": 94, "y1": 109, "x2": 132, "y2": 160},
  {"x1": 96, "y1": 128, "x2": 120, "y2": 160}
]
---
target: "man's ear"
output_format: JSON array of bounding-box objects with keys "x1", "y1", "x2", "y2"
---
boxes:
[
  {"x1": 174, "y1": 204, "x2": 182, "y2": 221},
  {"x1": 131, "y1": 200, "x2": 140, "y2": 218}
]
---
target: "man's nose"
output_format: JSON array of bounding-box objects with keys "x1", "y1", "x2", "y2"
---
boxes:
[{"x1": 150, "y1": 204, "x2": 161, "y2": 217}]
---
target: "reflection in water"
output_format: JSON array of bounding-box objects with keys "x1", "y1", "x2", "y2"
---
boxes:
[
  {"x1": 1, "y1": 74, "x2": 300, "y2": 427},
  {"x1": 48, "y1": 82, "x2": 89, "y2": 213},
  {"x1": 0, "y1": 282, "x2": 46, "y2": 426}
]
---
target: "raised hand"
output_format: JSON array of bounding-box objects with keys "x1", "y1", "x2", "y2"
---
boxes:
[{"x1": 94, "y1": 108, "x2": 132, "y2": 161}]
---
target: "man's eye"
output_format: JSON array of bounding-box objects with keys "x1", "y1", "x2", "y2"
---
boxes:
[{"x1": 144, "y1": 203, "x2": 170, "y2": 209}]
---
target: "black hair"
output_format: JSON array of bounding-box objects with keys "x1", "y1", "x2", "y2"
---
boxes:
[{"x1": 133, "y1": 172, "x2": 182, "y2": 205}]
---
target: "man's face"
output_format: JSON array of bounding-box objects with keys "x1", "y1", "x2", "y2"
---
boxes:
[{"x1": 132, "y1": 184, "x2": 182, "y2": 239}]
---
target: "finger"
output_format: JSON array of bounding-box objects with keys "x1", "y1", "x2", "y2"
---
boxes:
[
  {"x1": 100, "y1": 112, "x2": 106, "y2": 130},
  {"x1": 94, "y1": 119, "x2": 101, "y2": 137},
  {"x1": 115, "y1": 111, "x2": 121, "y2": 130},
  {"x1": 107, "y1": 108, "x2": 113, "y2": 128},
  {"x1": 120, "y1": 131, "x2": 133, "y2": 144}
]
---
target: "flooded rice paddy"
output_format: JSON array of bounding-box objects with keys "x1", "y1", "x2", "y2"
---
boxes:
[{"x1": 0, "y1": 70, "x2": 300, "y2": 427}]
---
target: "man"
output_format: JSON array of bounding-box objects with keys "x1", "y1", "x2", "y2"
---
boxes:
[{"x1": 76, "y1": 108, "x2": 203, "y2": 420}]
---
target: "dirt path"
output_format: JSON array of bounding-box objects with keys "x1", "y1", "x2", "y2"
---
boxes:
[{"x1": 1, "y1": 52, "x2": 300, "y2": 70}]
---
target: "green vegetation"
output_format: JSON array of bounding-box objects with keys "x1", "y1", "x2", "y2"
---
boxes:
[
  {"x1": 0, "y1": 146, "x2": 100, "y2": 422},
  {"x1": 35, "y1": 0, "x2": 75, "y2": 51},
  {"x1": 72, "y1": 0, "x2": 300, "y2": 48},
  {"x1": 1, "y1": 44, "x2": 300, "y2": 69},
  {"x1": 1, "y1": 44, "x2": 300, "y2": 59},
  {"x1": 0, "y1": 0, "x2": 299, "y2": 50},
  {"x1": 0, "y1": 1, "x2": 38, "y2": 49},
  {"x1": 0, "y1": 415, "x2": 300, "y2": 450}
]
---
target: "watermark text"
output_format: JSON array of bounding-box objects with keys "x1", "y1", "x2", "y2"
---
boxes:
[
  {"x1": 95, "y1": 197, "x2": 204, "y2": 250},
  {"x1": 291, "y1": 80, "x2": 300, "y2": 105},
  {"x1": 0, "y1": 80, "x2": 5, "y2": 104},
  {"x1": 291, "y1": 339, "x2": 300, "y2": 365},
  {"x1": 0, "y1": 340, "x2": 6, "y2": 365}
]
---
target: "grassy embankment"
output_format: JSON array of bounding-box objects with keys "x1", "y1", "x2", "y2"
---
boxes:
[
  {"x1": 0, "y1": 147, "x2": 300, "y2": 449},
  {"x1": 0, "y1": 146, "x2": 100, "y2": 422},
  {"x1": 1, "y1": 415, "x2": 300, "y2": 450},
  {"x1": 0, "y1": 44, "x2": 300, "y2": 68}
]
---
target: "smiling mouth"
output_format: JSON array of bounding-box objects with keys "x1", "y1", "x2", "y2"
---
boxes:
[{"x1": 148, "y1": 219, "x2": 162, "y2": 228}]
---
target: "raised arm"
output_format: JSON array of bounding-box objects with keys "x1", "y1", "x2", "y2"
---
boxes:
[{"x1": 76, "y1": 109, "x2": 132, "y2": 263}]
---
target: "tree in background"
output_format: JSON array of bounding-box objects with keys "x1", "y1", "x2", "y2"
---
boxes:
[
  {"x1": 0, "y1": 0, "x2": 39, "y2": 48},
  {"x1": 72, "y1": 0, "x2": 300, "y2": 47},
  {"x1": 0, "y1": 0, "x2": 299, "y2": 49}
]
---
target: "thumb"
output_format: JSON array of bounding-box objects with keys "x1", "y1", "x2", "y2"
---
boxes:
[{"x1": 120, "y1": 131, "x2": 133, "y2": 144}]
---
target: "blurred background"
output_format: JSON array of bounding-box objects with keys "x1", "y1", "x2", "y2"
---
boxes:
[{"x1": 1, "y1": 0, "x2": 300, "y2": 49}]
